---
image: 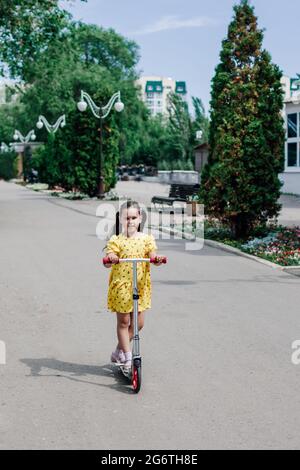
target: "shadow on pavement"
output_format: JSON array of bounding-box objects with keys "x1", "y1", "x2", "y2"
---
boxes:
[{"x1": 20, "y1": 357, "x2": 134, "y2": 395}]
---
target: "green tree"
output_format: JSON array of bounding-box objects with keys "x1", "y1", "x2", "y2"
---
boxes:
[
  {"x1": 24, "y1": 22, "x2": 141, "y2": 195},
  {"x1": 158, "y1": 93, "x2": 209, "y2": 168},
  {"x1": 0, "y1": 0, "x2": 86, "y2": 81},
  {"x1": 165, "y1": 93, "x2": 192, "y2": 162},
  {"x1": 0, "y1": 150, "x2": 17, "y2": 180},
  {"x1": 132, "y1": 114, "x2": 168, "y2": 167},
  {"x1": 200, "y1": 0, "x2": 284, "y2": 238},
  {"x1": 191, "y1": 97, "x2": 209, "y2": 145}
]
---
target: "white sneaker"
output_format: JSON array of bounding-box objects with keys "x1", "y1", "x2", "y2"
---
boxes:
[
  {"x1": 111, "y1": 349, "x2": 125, "y2": 363},
  {"x1": 122, "y1": 352, "x2": 132, "y2": 370},
  {"x1": 122, "y1": 359, "x2": 132, "y2": 370}
]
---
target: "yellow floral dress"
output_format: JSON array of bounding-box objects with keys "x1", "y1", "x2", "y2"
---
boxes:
[{"x1": 106, "y1": 233, "x2": 157, "y2": 313}]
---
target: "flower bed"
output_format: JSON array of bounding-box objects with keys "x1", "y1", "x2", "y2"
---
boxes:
[
  {"x1": 173, "y1": 220, "x2": 300, "y2": 267},
  {"x1": 241, "y1": 226, "x2": 300, "y2": 266}
]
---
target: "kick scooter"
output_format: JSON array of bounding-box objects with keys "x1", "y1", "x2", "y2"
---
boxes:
[{"x1": 103, "y1": 255, "x2": 167, "y2": 393}]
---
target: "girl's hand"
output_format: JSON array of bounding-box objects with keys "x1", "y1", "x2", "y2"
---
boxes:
[
  {"x1": 152, "y1": 255, "x2": 164, "y2": 266},
  {"x1": 107, "y1": 253, "x2": 119, "y2": 264}
]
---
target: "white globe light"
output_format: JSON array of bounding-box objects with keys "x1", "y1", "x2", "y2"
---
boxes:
[
  {"x1": 114, "y1": 101, "x2": 124, "y2": 113},
  {"x1": 31, "y1": 133, "x2": 36, "y2": 141},
  {"x1": 13, "y1": 134, "x2": 18, "y2": 141},
  {"x1": 36, "y1": 121, "x2": 43, "y2": 129},
  {"x1": 77, "y1": 100, "x2": 87, "y2": 112},
  {"x1": 60, "y1": 121, "x2": 65, "y2": 128}
]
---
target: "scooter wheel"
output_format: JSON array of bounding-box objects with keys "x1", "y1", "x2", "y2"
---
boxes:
[{"x1": 132, "y1": 362, "x2": 142, "y2": 393}]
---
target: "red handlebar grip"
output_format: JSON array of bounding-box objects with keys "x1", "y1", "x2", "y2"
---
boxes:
[
  {"x1": 150, "y1": 256, "x2": 167, "y2": 264},
  {"x1": 102, "y1": 256, "x2": 111, "y2": 265}
]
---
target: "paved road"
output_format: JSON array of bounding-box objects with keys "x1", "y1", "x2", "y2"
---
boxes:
[
  {"x1": 1, "y1": 180, "x2": 300, "y2": 450},
  {"x1": 115, "y1": 180, "x2": 300, "y2": 226}
]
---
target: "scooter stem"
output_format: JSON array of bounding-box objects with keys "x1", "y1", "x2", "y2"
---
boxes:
[{"x1": 132, "y1": 260, "x2": 140, "y2": 358}]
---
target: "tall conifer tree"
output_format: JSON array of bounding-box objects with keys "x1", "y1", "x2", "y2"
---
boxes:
[{"x1": 200, "y1": 0, "x2": 285, "y2": 237}]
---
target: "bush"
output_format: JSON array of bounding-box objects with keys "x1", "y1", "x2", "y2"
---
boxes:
[
  {"x1": 0, "y1": 150, "x2": 17, "y2": 180},
  {"x1": 158, "y1": 160, "x2": 171, "y2": 170}
]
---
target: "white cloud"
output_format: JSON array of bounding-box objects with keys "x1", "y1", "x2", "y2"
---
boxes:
[{"x1": 129, "y1": 15, "x2": 218, "y2": 36}]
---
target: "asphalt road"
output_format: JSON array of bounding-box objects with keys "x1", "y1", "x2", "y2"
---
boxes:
[{"x1": 1, "y1": 180, "x2": 300, "y2": 450}]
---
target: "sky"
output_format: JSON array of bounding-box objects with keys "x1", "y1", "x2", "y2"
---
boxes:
[{"x1": 59, "y1": 0, "x2": 300, "y2": 114}]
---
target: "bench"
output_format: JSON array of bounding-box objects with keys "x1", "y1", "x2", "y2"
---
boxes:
[{"x1": 151, "y1": 183, "x2": 200, "y2": 208}]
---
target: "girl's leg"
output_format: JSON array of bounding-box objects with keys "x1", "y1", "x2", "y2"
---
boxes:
[
  {"x1": 116, "y1": 313, "x2": 131, "y2": 353},
  {"x1": 129, "y1": 311, "x2": 145, "y2": 341}
]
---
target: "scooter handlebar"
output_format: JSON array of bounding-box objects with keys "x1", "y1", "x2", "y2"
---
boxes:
[{"x1": 102, "y1": 256, "x2": 167, "y2": 265}]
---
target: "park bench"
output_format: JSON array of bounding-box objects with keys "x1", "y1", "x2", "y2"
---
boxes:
[{"x1": 151, "y1": 183, "x2": 200, "y2": 208}]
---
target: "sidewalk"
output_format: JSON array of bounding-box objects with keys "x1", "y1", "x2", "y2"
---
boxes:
[
  {"x1": 7, "y1": 180, "x2": 300, "y2": 228},
  {"x1": 278, "y1": 194, "x2": 300, "y2": 227},
  {"x1": 115, "y1": 182, "x2": 300, "y2": 227}
]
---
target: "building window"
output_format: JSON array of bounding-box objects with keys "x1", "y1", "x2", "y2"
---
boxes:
[
  {"x1": 288, "y1": 113, "x2": 297, "y2": 138},
  {"x1": 287, "y1": 142, "x2": 297, "y2": 167},
  {"x1": 147, "y1": 92, "x2": 153, "y2": 98}
]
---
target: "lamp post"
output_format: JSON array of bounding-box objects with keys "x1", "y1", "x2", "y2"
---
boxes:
[
  {"x1": 36, "y1": 114, "x2": 66, "y2": 133},
  {"x1": 13, "y1": 130, "x2": 37, "y2": 179},
  {"x1": 13, "y1": 129, "x2": 36, "y2": 143},
  {"x1": 77, "y1": 90, "x2": 124, "y2": 198}
]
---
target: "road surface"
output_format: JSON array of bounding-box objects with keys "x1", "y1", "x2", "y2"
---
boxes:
[{"x1": 1, "y1": 180, "x2": 300, "y2": 449}]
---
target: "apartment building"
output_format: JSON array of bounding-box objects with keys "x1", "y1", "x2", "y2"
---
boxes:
[
  {"x1": 280, "y1": 75, "x2": 300, "y2": 194},
  {"x1": 136, "y1": 75, "x2": 187, "y2": 116}
]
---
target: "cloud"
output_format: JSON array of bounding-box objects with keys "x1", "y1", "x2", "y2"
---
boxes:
[{"x1": 129, "y1": 15, "x2": 218, "y2": 36}]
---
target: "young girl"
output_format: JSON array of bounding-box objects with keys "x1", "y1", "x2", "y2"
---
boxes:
[{"x1": 104, "y1": 200, "x2": 164, "y2": 369}]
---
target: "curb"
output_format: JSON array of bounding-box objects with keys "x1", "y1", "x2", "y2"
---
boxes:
[{"x1": 153, "y1": 225, "x2": 300, "y2": 277}]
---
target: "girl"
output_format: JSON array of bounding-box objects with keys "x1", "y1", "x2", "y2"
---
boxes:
[{"x1": 104, "y1": 200, "x2": 164, "y2": 370}]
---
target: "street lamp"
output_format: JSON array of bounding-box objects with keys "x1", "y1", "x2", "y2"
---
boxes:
[
  {"x1": 36, "y1": 114, "x2": 66, "y2": 133},
  {"x1": 196, "y1": 130, "x2": 203, "y2": 141},
  {"x1": 13, "y1": 129, "x2": 36, "y2": 143},
  {"x1": 13, "y1": 130, "x2": 37, "y2": 180},
  {"x1": 0, "y1": 142, "x2": 9, "y2": 153},
  {"x1": 77, "y1": 90, "x2": 124, "y2": 198}
]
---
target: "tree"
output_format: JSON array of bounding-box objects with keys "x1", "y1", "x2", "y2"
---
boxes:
[
  {"x1": 165, "y1": 93, "x2": 193, "y2": 162},
  {"x1": 191, "y1": 97, "x2": 209, "y2": 144},
  {"x1": 0, "y1": 0, "x2": 86, "y2": 81},
  {"x1": 200, "y1": 0, "x2": 285, "y2": 238},
  {"x1": 0, "y1": 150, "x2": 17, "y2": 180},
  {"x1": 23, "y1": 22, "x2": 142, "y2": 195},
  {"x1": 155, "y1": 93, "x2": 209, "y2": 168},
  {"x1": 131, "y1": 114, "x2": 167, "y2": 167}
]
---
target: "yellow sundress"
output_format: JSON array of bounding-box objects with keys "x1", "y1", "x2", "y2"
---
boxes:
[{"x1": 106, "y1": 233, "x2": 157, "y2": 313}]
